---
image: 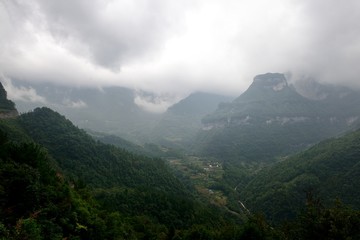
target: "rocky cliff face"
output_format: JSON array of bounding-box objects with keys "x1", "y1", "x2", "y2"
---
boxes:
[
  {"x1": 202, "y1": 73, "x2": 360, "y2": 130},
  {"x1": 252, "y1": 72, "x2": 288, "y2": 91},
  {"x1": 0, "y1": 82, "x2": 18, "y2": 118},
  {"x1": 202, "y1": 73, "x2": 314, "y2": 129},
  {"x1": 0, "y1": 109, "x2": 19, "y2": 119},
  {"x1": 196, "y1": 73, "x2": 360, "y2": 163}
]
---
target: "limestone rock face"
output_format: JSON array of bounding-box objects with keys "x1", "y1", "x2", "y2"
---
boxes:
[
  {"x1": 252, "y1": 73, "x2": 288, "y2": 91},
  {"x1": 0, "y1": 109, "x2": 19, "y2": 119}
]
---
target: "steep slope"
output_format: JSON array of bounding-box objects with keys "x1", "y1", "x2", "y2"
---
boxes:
[
  {"x1": 0, "y1": 87, "x2": 358, "y2": 240},
  {"x1": 11, "y1": 107, "x2": 245, "y2": 231},
  {"x1": 240, "y1": 128, "x2": 360, "y2": 222},
  {"x1": 197, "y1": 73, "x2": 360, "y2": 164},
  {"x1": 0, "y1": 134, "x2": 116, "y2": 239},
  {"x1": 151, "y1": 92, "x2": 233, "y2": 148},
  {"x1": 17, "y1": 107, "x2": 185, "y2": 192},
  {"x1": 0, "y1": 82, "x2": 18, "y2": 118}
]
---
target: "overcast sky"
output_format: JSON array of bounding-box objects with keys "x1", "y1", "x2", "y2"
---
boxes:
[{"x1": 1, "y1": 0, "x2": 360, "y2": 98}]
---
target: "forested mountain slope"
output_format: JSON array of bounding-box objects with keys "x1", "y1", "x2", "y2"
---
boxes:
[
  {"x1": 1, "y1": 81, "x2": 359, "y2": 239},
  {"x1": 240, "y1": 127, "x2": 360, "y2": 222},
  {"x1": 197, "y1": 73, "x2": 360, "y2": 164},
  {"x1": 0, "y1": 133, "x2": 121, "y2": 239},
  {"x1": 17, "y1": 107, "x2": 184, "y2": 192},
  {"x1": 0, "y1": 107, "x2": 246, "y2": 238},
  {"x1": 151, "y1": 92, "x2": 233, "y2": 148}
]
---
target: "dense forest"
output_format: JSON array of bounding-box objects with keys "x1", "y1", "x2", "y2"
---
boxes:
[
  {"x1": 0, "y1": 81, "x2": 359, "y2": 239},
  {"x1": 240, "y1": 128, "x2": 360, "y2": 222}
]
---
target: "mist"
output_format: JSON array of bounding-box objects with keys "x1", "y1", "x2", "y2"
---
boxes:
[{"x1": 1, "y1": 0, "x2": 360, "y2": 99}]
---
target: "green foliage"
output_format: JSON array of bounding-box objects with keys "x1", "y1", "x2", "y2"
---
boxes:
[
  {"x1": 281, "y1": 192, "x2": 360, "y2": 239},
  {"x1": 14, "y1": 218, "x2": 42, "y2": 240},
  {"x1": 1, "y1": 107, "x2": 245, "y2": 237},
  {"x1": 0, "y1": 104, "x2": 359, "y2": 239},
  {"x1": 17, "y1": 108, "x2": 186, "y2": 193},
  {"x1": 0, "y1": 130, "x2": 112, "y2": 239},
  {"x1": 240, "y1": 128, "x2": 360, "y2": 222}
]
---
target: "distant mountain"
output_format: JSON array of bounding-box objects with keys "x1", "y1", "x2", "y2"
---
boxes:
[
  {"x1": 6, "y1": 80, "x2": 161, "y2": 142},
  {"x1": 196, "y1": 73, "x2": 360, "y2": 165},
  {"x1": 293, "y1": 77, "x2": 360, "y2": 117},
  {"x1": 167, "y1": 92, "x2": 234, "y2": 115},
  {"x1": 1, "y1": 79, "x2": 359, "y2": 238},
  {"x1": 150, "y1": 92, "x2": 233, "y2": 148},
  {"x1": 240, "y1": 127, "x2": 360, "y2": 222},
  {"x1": 7, "y1": 80, "x2": 234, "y2": 145}
]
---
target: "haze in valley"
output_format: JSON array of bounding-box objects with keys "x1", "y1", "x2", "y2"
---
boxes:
[{"x1": 1, "y1": 0, "x2": 360, "y2": 112}]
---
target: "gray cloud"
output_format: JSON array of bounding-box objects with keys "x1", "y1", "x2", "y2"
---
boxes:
[
  {"x1": 293, "y1": 0, "x2": 360, "y2": 87},
  {"x1": 1, "y1": 75, "x2": 47, "y2": 103},
  {"x1": 34, "y1": 0, "x2": 190, "y2": 69},
  {"x1": 1, "y1": 0, "x2": 360, "y2": 97},
  {"x1": 62, "y1": 98, "x2": 87, "y2": 109},
  {"x1": 134, "y1": 90, "x2": 181, "y2": 113}
]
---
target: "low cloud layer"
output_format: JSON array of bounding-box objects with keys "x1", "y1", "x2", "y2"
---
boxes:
[
  {"x1": 62, "y1": 98, "x2": 87, "y2": 109},
  {"x1": 1, "y1": 0, "x2": 360, "y2": 97},
  {"x1": 1, "y1": 75, "x2": 47, "y2": 103}
]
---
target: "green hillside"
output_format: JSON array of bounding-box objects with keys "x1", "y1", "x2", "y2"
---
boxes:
[
  {"x1": 0, "y1": 133, "x2": 122, "y2": 239},
  {"x1": 1, "y1": 84, "x2": 359, "y2": 238},
  {"x1": 240, "y1": 128, "x2": 360, "y2": 222},
  {"x1": 0, "y1": 107, "x2": 250, "y2": 238},
  {"x1": 17, "y1": 107, "x2": 183, "y2": 192}
]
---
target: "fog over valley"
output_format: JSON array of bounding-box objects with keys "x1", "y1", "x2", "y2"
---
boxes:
[{"x1": 0, "y1": 1, "x2": 360, "y2": 239}]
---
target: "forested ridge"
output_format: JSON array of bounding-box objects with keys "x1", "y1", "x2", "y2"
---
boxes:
[
  {"x1": 0, "y1": 107, "x2": 246, "y2": 239},
  {"x1": 240, "y1": 128, "x2": 360, "y2": 222},
  {"x1": 0, "y1": 105, "x2": 359, "y2": 238}
]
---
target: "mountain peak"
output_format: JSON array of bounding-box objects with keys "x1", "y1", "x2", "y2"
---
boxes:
[
  {"x1": 252, "y1": 73, "x2": 288, "y2": 91},
  {"x1": 234, "y1": 73, "x2": 296, "y2": 103}
]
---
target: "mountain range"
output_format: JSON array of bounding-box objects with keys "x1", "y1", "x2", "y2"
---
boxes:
[
  {"x1": 6, "y1": 79, "x2": 232, "y2": 145},
  {"x1": 1, "y1": 74, "x2": 359, "y2": 239},
  {"x1": 196, "y1": 73, "x2": 360, "y2": 165}
]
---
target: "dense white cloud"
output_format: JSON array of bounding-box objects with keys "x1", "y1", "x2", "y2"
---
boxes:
[
  {"x1": 1, "y1": 75, "x2": 47, "y2": 103},
  {"x1": 1, "y1": 0, "x2": 360, "y2": 97},
  {"x1": 62, "y1": 98, "x2": 87, "y2": 109}
]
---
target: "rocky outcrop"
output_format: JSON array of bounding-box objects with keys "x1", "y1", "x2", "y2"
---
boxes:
[
  {"x1": 197, "y1": 73, "x2": 360, "y2": 163},
  {"x1": 0, "y1": 109, "x2": 19, "y2": 119},
  {"x1": 0, "y1": 82, "x2": 18, "y2": 118},
  {"x1": 252, "y1": 72, "x2": 288, "y2": 91}
]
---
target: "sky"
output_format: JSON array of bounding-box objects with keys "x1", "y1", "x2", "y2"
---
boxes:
[{"x1": 1, "y1": 0, "x2": 360, "y2": 104}]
